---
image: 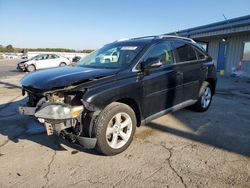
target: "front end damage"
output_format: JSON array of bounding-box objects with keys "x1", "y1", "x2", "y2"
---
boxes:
[{"x1": 19, "y1": 90, "x2": 97, "y2": 149}]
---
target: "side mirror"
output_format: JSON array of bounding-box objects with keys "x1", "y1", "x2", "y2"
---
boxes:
[{"x1": 141, "y1": 57, "x2": 162, "y2": 70}]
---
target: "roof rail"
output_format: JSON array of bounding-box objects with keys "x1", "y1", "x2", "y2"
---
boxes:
[
  {"x1": 116, "y1": 35, "x2": 156, "y2": 42},
  {"x1": 131, "y1": 36, "x2": 156, "y2": 40},
  {"x1": 156, "y1": 35, "x2": 196, "y2": 43},
  {"x1": 115, "y1": 35, "x2": 197, "y2": 43},
  {"x1": 116, "y1": 38, "x2": 131, "y2": 42}
]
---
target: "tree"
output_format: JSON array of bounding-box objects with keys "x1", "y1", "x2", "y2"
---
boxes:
[{"x1": 6, "y1": 44, "x2": 14, "y2": 52}]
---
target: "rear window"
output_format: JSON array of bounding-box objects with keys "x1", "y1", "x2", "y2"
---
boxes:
[{"x1": 172, "y1": 41, "x2": 197, "y2": 63}]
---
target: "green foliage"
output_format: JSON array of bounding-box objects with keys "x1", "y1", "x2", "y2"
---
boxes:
[
  {"x1": 0, "y1": 44, "x2": 15, "y2": 52},
  {"x1": 6, "y1": 44, "x2": 14, "y2": 51},
  {"x1": 0, "y1": 44, "x2": 93, "y2": 53}
]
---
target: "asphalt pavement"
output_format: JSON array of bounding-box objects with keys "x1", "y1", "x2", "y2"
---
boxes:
[
  {"x1": 0, "y1": 60, "x2": 249, "y2": 188},
  {"x1": 0, "y1": 59, "x2": 25, "y2": 78}
]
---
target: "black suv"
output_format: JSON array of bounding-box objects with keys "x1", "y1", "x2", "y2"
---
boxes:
[{"x1": 19, "y1": 35, "x2": 217, "y2": 155}]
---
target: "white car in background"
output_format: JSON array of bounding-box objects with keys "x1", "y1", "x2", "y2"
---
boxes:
[
  {"x1": 99, "y1": 49, "x2": 119, "y2": 63},
  {"x1": 4, "y1": 53, "x2": 19, "y2": 59},
  {"x1": 17, "y1": 54, "x2": 71, "y2": 72}
]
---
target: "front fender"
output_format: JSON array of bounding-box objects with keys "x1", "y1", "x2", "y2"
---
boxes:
[{"x1": 82, "y1": 76, "x2": 142, "y2": 111}]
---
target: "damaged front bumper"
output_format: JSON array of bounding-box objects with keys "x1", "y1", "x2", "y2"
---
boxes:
[
  {"x1": 19, "y1": 105, "x2": 97, "y2": 149},
  {"x1": 16, "y1": 63, "x2": 27, "y2": 71}
]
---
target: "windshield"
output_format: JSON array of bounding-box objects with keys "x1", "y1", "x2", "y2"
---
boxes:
[
  {"x1": 30, "y1": 55, "x2": 41, "y2": 60},
  {"x1": 77, "y1": 43, "x2": 144, "y2": 69}
]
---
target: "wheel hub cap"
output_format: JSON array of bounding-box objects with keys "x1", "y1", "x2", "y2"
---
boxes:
[
  {"x1": 201, "y1": 86, "x2": 211, "y2": 108},
  {"x1": 106, "y1": 112, "x2": 133, "y2": 149}
]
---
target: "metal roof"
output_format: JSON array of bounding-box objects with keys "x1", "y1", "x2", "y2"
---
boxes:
[{"x1": 167, "y1": 15, "x2": 250, "y2": 38}]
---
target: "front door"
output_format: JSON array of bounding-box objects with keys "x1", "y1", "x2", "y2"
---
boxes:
[
  {"x1": 217, "y1": 42, "x2": 227, "y2": 71},
  {"x1": 141, "y1": 41, "x2": 183, "y2": 118},
  {"x1": 35, "y1": 54, "x2": 50, "y2": 69}
]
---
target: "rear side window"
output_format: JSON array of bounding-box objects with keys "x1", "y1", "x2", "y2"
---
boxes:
[
  {"x1": 50, "y1": 54, "x2": 59, "y2": 59},
  {"x1": 172, "y1": 41, "x2": 197, "y2": 63}
]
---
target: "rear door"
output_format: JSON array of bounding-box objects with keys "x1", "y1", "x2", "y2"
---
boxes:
[
  {"x1": 172, "y1": 40, "x2": 202, "y2": 101},
  {"x1": 141, "y1": 41, "x2": 183, "y2": 118}
]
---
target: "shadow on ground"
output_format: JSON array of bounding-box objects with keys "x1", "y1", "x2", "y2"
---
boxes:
[
  {"x1": 0, "y1": 81, "x2": 22, "y2": 89},
  {"x1": 0, "y1": 95, "x2": 250, "y2": 157},
  {"x1": 147, "y1": 107, "x2": 250, "y2": 157},
  {"x1": 0, "y1": 98, "x2": 64, "y2": 151},
  {"x1": 0, "y1": 97, "x2": 101, "y2": 155}
]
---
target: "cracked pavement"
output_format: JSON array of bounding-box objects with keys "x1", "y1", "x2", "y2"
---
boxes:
[{"x1": 0, "y1": 60, "x2": 250, "y2": 187}]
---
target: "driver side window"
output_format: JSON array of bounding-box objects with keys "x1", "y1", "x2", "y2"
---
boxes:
[
  {"x1": 144, "y1": 41, "x2": 175, "y2": 65},
  {"x1": 44, "y1": 55, "x2": 50, "y2": 60},
  {"x1": 36, "y1": 55, "x2": 45, "y2": 60}
]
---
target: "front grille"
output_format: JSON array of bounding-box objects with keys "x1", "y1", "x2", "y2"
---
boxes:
[
  {"x1": 22, "y1": 87, "x2": 44, "y2": 107},
  {"x1": 17, "y1": 63, "x2": 25, "y2": 69}
]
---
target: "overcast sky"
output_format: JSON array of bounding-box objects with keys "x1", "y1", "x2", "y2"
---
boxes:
[{"x1": 0, "y1": 0, "x2": 250, "y2": 49}]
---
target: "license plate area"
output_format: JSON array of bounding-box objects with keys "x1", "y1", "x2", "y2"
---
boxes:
[
  {"x1": 19, "y1": 106, "x2": 36, "y2": 115},
  {"x1": 44, "y1": 123, "x2": 53, "y2": 135}
]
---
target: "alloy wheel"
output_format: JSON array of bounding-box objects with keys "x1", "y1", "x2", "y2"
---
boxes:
[
  {"x1": 201, "y1": 86, "x2": 211, "y2": 108},
  {"x1": 106, "y1": 112, "x2": 133, "y2": 149}
]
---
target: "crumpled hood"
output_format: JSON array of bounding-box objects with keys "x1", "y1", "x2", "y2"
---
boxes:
[
  {"x1": 17, "y1": 59, "x2": 29, "y2": 64},
  {"x1": 21, "y1": 66, "x2": 117, "y2": 91}
]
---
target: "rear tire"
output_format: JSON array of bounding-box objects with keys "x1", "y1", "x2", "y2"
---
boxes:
[
  {"x1": 27, "y1": 64, "x2": 36, "y2": 72},
  {"x1": 192, "y1": 81, "x2": 213, "y2": 112},
  {"x1": 93, "y1": 102, "x2": 136, "y2": 156}
]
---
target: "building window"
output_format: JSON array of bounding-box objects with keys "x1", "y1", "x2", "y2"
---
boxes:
[{"x1": 243, "y1": 42, "x2": 250, "y2": 61}]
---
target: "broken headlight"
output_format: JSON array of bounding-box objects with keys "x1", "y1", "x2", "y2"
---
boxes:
[{"x1": 34, "y1": 104, "x2": 83, "y2": 120}]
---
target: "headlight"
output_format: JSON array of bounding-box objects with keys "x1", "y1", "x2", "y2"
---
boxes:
[{"x1": 34, "y1": 105, "x2": 83, "y2": 120}]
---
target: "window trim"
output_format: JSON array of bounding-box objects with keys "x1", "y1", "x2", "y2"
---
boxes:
[
  {"x1": 242, "y1": 41, "x2": 250, "y2": 61},
  {"x1": 172, "y1": 41, "x2": 200, "y2": 64},
  {"x1": 172, "y1": 41, "x2": 209, "y2": 65},
  {"x1": 192, "y1": 45, "x2": 208, "y2": 61},
  {"x1": 36, "y1": 55, "x2": 47, "y2": 60}
]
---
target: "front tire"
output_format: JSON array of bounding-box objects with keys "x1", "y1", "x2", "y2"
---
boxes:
[
  {"x1": 27, "y1": 64, "x2": 36, "y2": 72},
  {"x1": 93, "y1": 102, "x2": 136, "y2": 156},
  {"x1": 192, "y1": 81, "x2": 213, "y2": 112}
]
